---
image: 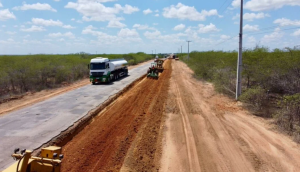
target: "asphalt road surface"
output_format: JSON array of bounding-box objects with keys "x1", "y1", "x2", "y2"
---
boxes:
[{"x1": 0, "y1": 62, "x2": 151, "y2": 170}]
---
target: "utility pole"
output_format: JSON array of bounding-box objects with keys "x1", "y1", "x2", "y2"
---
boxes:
[
  {"x1": 155, "y1": 49, "x2": 156, "y2": 55},
  {"x1": 236, "y1": 0, "x2": 243, "y2": 100},
  {"x1": 181, "y1": 45, "x2": 182, "y2": 54},
  {"x1": 187, "y1": 41, "x2": 191, "y2": 59}
]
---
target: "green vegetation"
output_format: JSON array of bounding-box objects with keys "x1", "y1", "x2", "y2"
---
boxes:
[
  {"x1": 0, "y1": 52, "x2": 152, "y2": 100},
  {"x1": 182, "y1": 46, "x2": 300, "y2": 140}
]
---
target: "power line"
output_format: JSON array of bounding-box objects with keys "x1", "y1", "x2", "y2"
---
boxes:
[
  {"x1": 214, "y1": 26, "x2": 300, "y2": 46},
  {"x1": 243, "y1": 25, "x2": 280, "y2": 34},
  {"x1": 247, "y1": 26, "x2": 300, "y2": 36},
  {"x1": 214, "y1": 0, "x2": 234, "y2": 27},
  {"x1": 215, "y1": 35, "x2": 238, "y2": 46}
]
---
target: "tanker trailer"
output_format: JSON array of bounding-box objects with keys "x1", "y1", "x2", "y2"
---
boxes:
[{"x1": 88, "y1": 57, "x2": 128, "y2": 85}]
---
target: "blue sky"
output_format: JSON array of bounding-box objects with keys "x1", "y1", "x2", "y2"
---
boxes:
[{"x1": 0, "y1": 0, "x2": 299, "y2": 54}]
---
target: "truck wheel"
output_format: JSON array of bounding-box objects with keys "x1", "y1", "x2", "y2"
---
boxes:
[
  {"x1": 92, "y1": 82, "x2": 95, "y2": 85},
  {"x1": 107, "y1": 77, "x2": 111, "y2": 83}
]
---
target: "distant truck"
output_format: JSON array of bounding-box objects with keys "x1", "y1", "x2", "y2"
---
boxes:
[{"x1": 88, "y1": 57, "x2": 128, "y2": 85}]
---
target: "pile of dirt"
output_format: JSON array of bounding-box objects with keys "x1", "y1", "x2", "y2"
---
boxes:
[{"x1": 60, "y1": 60, "x2": 171, "y2": 172}]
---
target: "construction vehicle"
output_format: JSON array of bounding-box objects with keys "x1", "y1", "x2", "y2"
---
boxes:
[
  {"x1": 147, "y1": 59, "x2": 165, "y2": 79},
  {"x1": 88, "y1": 57, "x2": 128, "y2": 85},
  {"x1": 3, "y1": 146, "x2": 63, "y2": 172},
  {"x1": 147, "y1": 63, "x2": 159, "y2": 79},
  {"x1": 156, "y1": 59, "x2": 164, "y2": 72}
]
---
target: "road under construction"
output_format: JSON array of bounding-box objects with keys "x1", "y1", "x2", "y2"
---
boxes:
[{"x1": 1, "y1": 59, "x2": 300, "y2": 172}]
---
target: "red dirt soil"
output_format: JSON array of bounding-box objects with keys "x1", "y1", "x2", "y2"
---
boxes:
[{"x1": 61, "y1": 60, "x2": 171, "y2": 172}]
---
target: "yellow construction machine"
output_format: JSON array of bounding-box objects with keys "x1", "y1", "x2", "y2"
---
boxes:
[{"x1": 3, "y1": 146, "x2": 63, "y2": 172}]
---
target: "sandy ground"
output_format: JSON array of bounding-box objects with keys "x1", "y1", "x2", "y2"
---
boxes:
[
  {"x1": 0, "y1": 60, "x2": 152, "y2": 116},
  {"x1": 160, "y1": 60, "x2": 300, "y2": 172}
]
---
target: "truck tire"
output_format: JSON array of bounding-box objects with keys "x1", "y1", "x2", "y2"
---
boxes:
[{"x1": 92, "y1": 82, "x2": 95, "y2": 85}]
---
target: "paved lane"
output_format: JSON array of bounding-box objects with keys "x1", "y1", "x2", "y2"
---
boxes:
[{"x1": 0, "y1": 62, "x2": 151, "y2": 170}]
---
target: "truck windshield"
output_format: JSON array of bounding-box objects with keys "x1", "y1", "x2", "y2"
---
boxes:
[{"x1": 90, "y1": 63, "x2": 106, "y2": 70}]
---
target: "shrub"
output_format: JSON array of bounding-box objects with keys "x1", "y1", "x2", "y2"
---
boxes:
[{"x1": 239, "y1": 87, "x2": 266, "y2": 110}]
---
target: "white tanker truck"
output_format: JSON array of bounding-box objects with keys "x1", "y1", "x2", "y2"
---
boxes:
[{"x1": 88, "y1": 57, "x2": 128, "y2": 84}]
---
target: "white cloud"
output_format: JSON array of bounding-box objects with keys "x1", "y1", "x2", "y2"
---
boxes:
[
  {"x1": 247, "y1": 36, "x2": 256, "y2": 43},
  {"x1": 2, "y1": 25, "x2": 6, "y2": 27},
  {"x1": 82, "y1": 25, "x2": 141, "y2": 44},
  {"x1": 54, "y1": 0, "x2": 60, "y2": 2},
  {"x1": 292, "y1": 29, "x2": 300, "y2": 36},
  {"x1": 20, "y1": 25, "x2": 46, "y2": 32},
  {"x1": 107, "y1": 20, "x2": 126, "y2": 28},
  {"x1": 143, "y1": 8, "x2": 152, "y2": 15},
  {"x1": 118, "y1": 28, "x2": 139, "y2": 37},
  {"x1": 143, "y1": 30, "x2": 186, "y2": 43},
  {"x1": 6, "y1": 31, "x2": 16, "y2": 35},
  {"x1": 62, "y1": 25, "x2": 76, "y2": 29},
  {"x1": 0, "y1": 9, "x2": 16, "y2": 21},
  {"x1": 244, "y1": 0, "x2": 300, "y2": 11},
  {"x1": 163, "y1": 3, "x2": 219, "y2": 21},
  {"x1": 48, "y1": 32, "x2": 75, "y2": 38},
  {"x1": 0, "y1": 2, "x2": 2, "y2": 7},
  {"x1": 261, "y1": 28, "x2": 283, "y2": 43},
  {"x1": 155, "y1": 10, "x2": 159, "y2": 13},
  {"x1": 122, "y1": 4, "x2": 139, "y2": 14},
  {"x1": 173, "y1": 24, "x2": 185, "y2": 31},
  {"x1": 23, "y1": 34, "x2": 30, "y2": 38},
  {"x1": 13, "y1": 3, "x2": 57, "y2": 12},
  {"x1": 71, "y1": 18, "x2": 75, "y2": 21},
  {"x1": 155, "y1": 14, "x2": 159, "y2": 17},
  {"x1": 231, "y1": 0, "x2": 240, "y2": 8},
  {"x1": 153, "y1": 23, "x2": 158, "y2": 25},
  {"x1": 198, "y1": 23, "x2": 220, "y2": 33},
  {"x1": 144, "y1": 30, "x2": 161, "y2": 39},
  {"x1": 220, "y1": 35, "x2": 230, "y2": 40},
  {"x1": 31, "y1": 18, "x2": 75, "y2": 29},
  {"x1": 65, "y1": 1, "x2": 138, "y2": 22},
  {"x1": 32, "y1": 18, "x2": 63, "y2": 26},
  {"x1": 243, "y1": 24, "x2": 259, "y2": 31},
  {"x1": 233, "y1": 12, "x2": 270, "y2": 21},
  {"x1": 274, "y1": 18, "x2": 300, "y2": 26},
  {"x1": 243, "y1": 12, "x2": 270, "y2": 21},
  {"x1": 14, "y1": 25, "x2": 18, "y2": 28},
  {"x1": 133, "y1": 24, "x2": 155, "y2": 30}
]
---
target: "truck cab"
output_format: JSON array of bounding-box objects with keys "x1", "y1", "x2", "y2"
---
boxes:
[{"x1": 89, "y1": 57, "x2": 128, "y2": 84}]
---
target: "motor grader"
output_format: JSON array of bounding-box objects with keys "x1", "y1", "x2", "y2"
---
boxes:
[
  {"x1": 3, "y1": 146, "x2": 63, "y2": 172},
  {"x1": 147, "y1": 59, "x2": 165, "y2": 79}
]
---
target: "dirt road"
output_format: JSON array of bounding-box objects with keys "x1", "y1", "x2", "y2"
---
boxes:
[
  {"x1": 60, "y1": 60, "x2": 300, "y2": 172},
  {"x1": 161, "y1": 60, "x2": 300, "y2": 172}
]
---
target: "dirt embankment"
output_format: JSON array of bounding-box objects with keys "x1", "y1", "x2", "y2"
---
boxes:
[
  {"x1": 60, "y1": 60, "x2": 171, "y2": 172},
  {"x1": 161, "y1": 60, "x2": 300, "y2": 172},
  {"x1": 0, "y1": 60, "x2": 152, "y2": 116}
]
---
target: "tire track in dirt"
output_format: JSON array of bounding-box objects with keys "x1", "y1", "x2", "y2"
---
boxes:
[
  {"x1": 161, "y1": 60, "x2": 300, "y2": 172},
  {"x1": 60, "y1": 60, "x2": 171, "y2": 172},
  {"x1": 173, "y1": 79, "x2": 201, "y2": 172}
]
